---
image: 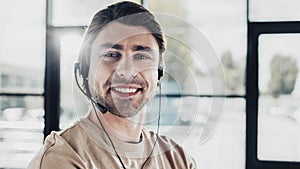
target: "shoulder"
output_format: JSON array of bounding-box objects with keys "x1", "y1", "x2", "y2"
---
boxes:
[
  {"x1": 146, "y1": 130, "x2": 198, "y2": 168},
  {"x1": 27, "y1": 122, "x2": 86, "y2": 169},
  {"x1": 158, "y1": 134, "x2": 197, "y2": 168},
  {"x1": 146, "y1": 129, "x2": 182, "y2": 153}
]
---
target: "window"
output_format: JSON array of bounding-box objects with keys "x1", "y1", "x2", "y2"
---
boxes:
[
  {"x1": 247, "y1": 0, "x2": 300, "y2": 168},
  {"x1": 258, "y1": 34, "x2": 300, "y2": 162},
  {"x1": 0, "y1": 0, "x2": 45, "y2": 168},
  {"x1": 147, "y1": 0, "x2": 247, "y2": 168},
  {"x1": 249, "y1": 0, "x2": 300, "y2": 22}
]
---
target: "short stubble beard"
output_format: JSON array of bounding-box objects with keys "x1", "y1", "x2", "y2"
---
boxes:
[{"x1": 93, "y1": 76, "x2": 152, "y2": 118}]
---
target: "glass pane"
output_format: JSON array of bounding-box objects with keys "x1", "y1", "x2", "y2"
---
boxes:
[
  {"x1": 147, "y1": 2, "x2": 246, "y2": 168},
  {"x1": 60, "y1": 34, "x2": 85, "y2": 129},
  {"x1": 146, "y1": 98, "x2": 245, "y2": 169},
  {"x1": 145, "y1": 96, "x2": 212, "y2": 126},
  {"x1": 249, "y1": 0, "x2": 300, "y2": 22},
  {"x1": 0, "y1": 96, "x2": 44, "y2": 168},
  {"x1": 145, "y1": 95, "x2": 226, "y2": 138},
  {"x1": 0, "y1": 0, "x2": 45, "y2": 94},
  {"x1": 258, "y1": 34, "x2": 300, "y2": 161},
  {"x1": 148, "y1": 0, "x2": 247, "y2": 95},
  {"x1": 51, "y1": 0, "x2": 140, "y2": 26}
]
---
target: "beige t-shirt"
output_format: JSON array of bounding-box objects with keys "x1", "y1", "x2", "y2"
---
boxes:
[{"x1": 27, "y1": 118, "x2": 197, "y2": 169}]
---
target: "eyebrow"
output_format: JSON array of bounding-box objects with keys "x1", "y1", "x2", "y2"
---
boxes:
[
  {"x1": 132, "y1": 45, "x2": 153, "y2": 52},
  {"x1": 99, "y1": 43, "x2": 123, "y2": 50},
  {"x1": 99, "y1": 43, "x2": 154, "y2": 53}
]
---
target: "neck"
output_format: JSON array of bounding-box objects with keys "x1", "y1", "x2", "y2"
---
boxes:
[{"x1": 88, "y1": 109, "x2": 145, "y2": 143}]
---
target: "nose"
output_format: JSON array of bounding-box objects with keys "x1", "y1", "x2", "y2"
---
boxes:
[{"x1": 115, "y1": 58, "x2": 137, "y2": 79}]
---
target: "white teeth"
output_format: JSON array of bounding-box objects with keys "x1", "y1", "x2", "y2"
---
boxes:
[{"x1": 114, "y1": 88, "x2": 138, "y2": 93}]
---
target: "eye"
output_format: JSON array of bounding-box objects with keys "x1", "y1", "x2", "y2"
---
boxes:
[
  {"x1": 102, "y1": 52, "x2": 121, "y2": 58},
  {"x1": 99, "y1": 52, "x2": 121, "y2": 63},
  {"x1": 134, "y1": 53, "x2": 150, "y2": 60}
]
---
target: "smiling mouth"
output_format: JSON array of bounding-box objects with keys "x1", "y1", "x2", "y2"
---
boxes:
[{"x1": 110, "y1": 86, "x2": 143, "y2": 99}]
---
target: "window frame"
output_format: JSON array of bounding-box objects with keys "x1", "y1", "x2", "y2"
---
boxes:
[
  {"x1": 0, "y1": 1, "x2": 45, "y2": 127},
  {"x1": 246, "y1": 1, "x2": 300, "y2": 168}
]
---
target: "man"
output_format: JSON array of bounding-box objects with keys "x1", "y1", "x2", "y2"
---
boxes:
[{"x1": 28, "y1": 1, "x2": 196, "y2": 168}]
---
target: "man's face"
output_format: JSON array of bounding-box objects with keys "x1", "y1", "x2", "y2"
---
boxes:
[{"x1": 88, "y1": 22, "x2": 160, "y2": 118}]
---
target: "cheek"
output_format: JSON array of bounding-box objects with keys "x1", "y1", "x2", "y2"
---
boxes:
[
  {"x1": 144, "y1": 70, "x2": 158, "y2": 90},
  {"x1": 89, "y1": 63, "x2": 113, "y2": 88}
]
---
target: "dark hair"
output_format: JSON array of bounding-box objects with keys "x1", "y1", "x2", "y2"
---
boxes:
[{"x1": 78, "y1": 1, "x2": 165, "y2": 79}]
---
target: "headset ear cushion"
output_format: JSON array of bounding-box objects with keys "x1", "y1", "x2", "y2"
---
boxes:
[
  {"x1": 79, "y1": 61, "x2": 89, "y2": 79},
  {"x1": 158, "y1": 69, "x2": 163, "y2": 80},
  {"x1": 74, "y1": 62, "x2": 80, "y2": 73}
]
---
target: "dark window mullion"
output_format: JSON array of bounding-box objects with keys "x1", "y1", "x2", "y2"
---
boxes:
[
  {"x1": 246, "y1": 21, "x2": 260, "y2": 169},
  {"x1": 162, "y1": 94, "x2": 245, "y2": 98},
  {"x1": 250, "y1": 21, "x2": 300, "y2": 34},
  {"x1": 44, "y1": 27, "x2": 60, "y2": 139},
  {"x1": 0, "y1": 93, "x2": 43, "y2": 97}
]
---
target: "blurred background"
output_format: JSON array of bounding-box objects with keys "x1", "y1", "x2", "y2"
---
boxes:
[{"x1": 0, "y1": 0, "x2": 300, "y2": 169}]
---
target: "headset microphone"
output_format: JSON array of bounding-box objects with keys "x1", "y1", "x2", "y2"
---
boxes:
[
  {"x1": 74, "y1": 62, "x2": 108, "y2": 114},
  {"x1": 93, "y1": 100, "x2": 108, "y2": 114}
]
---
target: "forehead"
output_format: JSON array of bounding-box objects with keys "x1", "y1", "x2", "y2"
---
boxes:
[{"x1": 91, "y1": 22, "x2": 158, "y2": 48}]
